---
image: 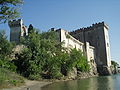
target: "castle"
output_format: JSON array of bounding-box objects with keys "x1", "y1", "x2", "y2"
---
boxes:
[{"x1": 8, "y1": 19, "x2": 112, "y2": 75}]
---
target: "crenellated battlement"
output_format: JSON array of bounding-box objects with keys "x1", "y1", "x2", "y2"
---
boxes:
[
  {"x1": 92, "y1": 22, "x2": 109, "y2": 29},
  {"x1": 70, "y1": 22, "x2": 109, "y2": 35},
  {"x1": 8, "y1": 19, "x2": 23, "y2": 27}
]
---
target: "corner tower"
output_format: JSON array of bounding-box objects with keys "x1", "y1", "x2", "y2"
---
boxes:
[
  {"x1": 8, "y1": 19, "x2": 27, "y2": 44},
  {"x1": 70, "y1": 22, "x2": 112, "y2": 75}
]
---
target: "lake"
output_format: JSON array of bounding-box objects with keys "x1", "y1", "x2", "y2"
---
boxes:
[{"x1": 41, "y1": 74, "x2": 120, "y2": 90}]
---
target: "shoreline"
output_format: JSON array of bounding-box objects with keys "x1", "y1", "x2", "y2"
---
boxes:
[
  {"x1": 2, "y1": 80, "x2": 52, "y2": 90},
  {"x1": 2, "y1": 73, "x2": 98, "y2": 90}
]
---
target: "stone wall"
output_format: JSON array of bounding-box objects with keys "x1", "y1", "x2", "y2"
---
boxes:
[
  {"x1": 86, "y1": 42, "x2": 97, "y2": 74},
  {"x1": 56, "y1": 29, "x2": 84, "y2": 51},
  {"x1": 70, "y1": 22, "x2": 112, "y2": 75}
]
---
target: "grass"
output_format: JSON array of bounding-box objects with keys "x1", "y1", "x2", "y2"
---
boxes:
[{"x1": 0, "y1": 68, "x2": 25, "y2": 89}]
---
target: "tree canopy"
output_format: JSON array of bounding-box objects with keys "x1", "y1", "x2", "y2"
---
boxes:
[
  {"x1": 111, "y1": 60, "x2": 119, "y2": 67},
  {"x1": 0, "y1": 0, "x2": 23, "y2": 23},
  {"x1": 0, "y1": 30, "x2": 16, "y2": 71},
  {"x1": 15, "y1": 28, "x2": 90, "y2": 79}
]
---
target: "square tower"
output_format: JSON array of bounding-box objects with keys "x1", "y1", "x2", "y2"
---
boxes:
[
  {"x1": 8, "y1": 19, "x2": 27, "y2": 44},
  {"x1": 70, "y1": 22, "x2": 112, "y2": 75}
]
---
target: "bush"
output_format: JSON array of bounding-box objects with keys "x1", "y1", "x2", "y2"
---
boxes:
[
  {"x1": 0, "y1": 30, "x2": 16, "y2": 72},
  {"x1": 28, "y1": 74, "x2": 41, "y2": 80},
  {"x1": 0, "y1": 59, "x2": 16, "y2": 72},
  {"x1": 51, "y1": 70, "x2": 63, "y2": 79}
]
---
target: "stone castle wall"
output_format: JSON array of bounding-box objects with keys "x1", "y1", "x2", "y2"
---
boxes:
[
  {"x1": 69, "y1": 22, "x2": 112, "y2": 75},
  {"x1": 70, "y1": 22, "x2": 111, "y2": 67},
  {"x1": 56, "y1": 29, "x2": 84, "y2": 51}
]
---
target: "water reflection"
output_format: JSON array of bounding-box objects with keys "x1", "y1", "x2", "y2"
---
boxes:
[
  {"x1": 87, "y1": 76, "x2": 114, "y2": 90},
  {"x1": 42, "y1": 74, "x2": 120, "y2": 90}
]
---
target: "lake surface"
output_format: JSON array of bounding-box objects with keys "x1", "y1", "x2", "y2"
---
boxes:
[{"x1": 41, "y1": 74, "x2": 120, "y2": 90}]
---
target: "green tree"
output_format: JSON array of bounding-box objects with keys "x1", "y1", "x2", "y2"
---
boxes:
[
  {"x1": 39, "y1": 31, "x2": 64, "y2": 79},
  {"x1": 16, "y1": 30, "x2": 42, "y2": 79},
  {"x1": 111, "y1": 60, "x2": 119, "y2": 68},
  {"x1": 0, "y1": 0, "x2": 23, "y2": 23},
  {"x1": 28, "y1": 24, "x2": 34, "y2": 34},
  {"x1": 16, "y1": 29, "x2": 63, "y2": 79},
  {"x1": 0, "y1": 30, "x2": 13, "y2": 56},
  {"x1": 66, "y1": 48, "x2": 89, "y2": 72},
  {"x1": 0, "y1": 30, "x2": 16, "y2": 71}
]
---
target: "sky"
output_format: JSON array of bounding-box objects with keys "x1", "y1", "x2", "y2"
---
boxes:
[{"x1": 0, "y1": 0, "x2": 120, "y2": 64}]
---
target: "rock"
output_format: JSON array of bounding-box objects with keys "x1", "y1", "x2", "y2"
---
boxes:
[
  {"x1": 67, "y1": 67, "x2": 77, "y2": 79},
  {"x1": 11, "y1": 45, "x2": 25, "y2": 59}
]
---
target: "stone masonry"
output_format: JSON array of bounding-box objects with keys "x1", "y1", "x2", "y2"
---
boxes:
[{"x1": 70, "y1": 22, "x2": 112, "y2": 75}]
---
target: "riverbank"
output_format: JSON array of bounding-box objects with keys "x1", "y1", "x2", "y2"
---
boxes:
[
  {"x1": 2, "y1": 80, "x2": 52, "y2": 90},
  {"x1": 0, "y1": 68, "x2": 25, "y2": 89},
  {"x1": 2, "y1": 72, "x2": 98, "y2": 90}
]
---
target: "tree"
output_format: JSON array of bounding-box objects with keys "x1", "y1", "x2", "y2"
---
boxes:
[
  {"x1": 0, "y1": 30, "x2": 13, "y2": 56},
  {"x1": 63, "y1": 48, "x2": 90, "y2": 74},
  {"x1": 16, "y1": 29, "x2": 42, "y2": 79},
  {"x1": 111, "y1": 60, "x2": 119, "y2": 68},
  {"x1": 0, "y1": 0, "x2": 23, "y2": 23},
  {"x1": 16, "y1": 29, "x2": 65, "y2": 79},
  {"x1": 28, "y1": 24, "x2": 34, "y2": 34},
  {"x1": 0, "y1": 30, "x2": 16, "y2": 71}
]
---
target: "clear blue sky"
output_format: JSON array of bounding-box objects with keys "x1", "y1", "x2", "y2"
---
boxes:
[{"x1": 0, "y1": 0, "x2": 120, "y2": 64}]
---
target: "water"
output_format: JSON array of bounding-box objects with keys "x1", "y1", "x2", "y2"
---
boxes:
[{"x1": 41, "y1": 74, "x2": 120, "y2": 90}]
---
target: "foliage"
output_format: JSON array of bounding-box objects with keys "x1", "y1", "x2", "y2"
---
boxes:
[
  {"x1": 15, "y1": 28, "x2": 89, "y2": 79},
  {"x1": 0, "y1": 0, "x2": 23, "y2": 23},
  {"x1": 0, "y1": 29, "x2": 89, "y2": 80},
  {"x1": 111, "y1": 60, "x2": 119, "y2": 68},
  {"x1": 15, "y1": 32, "x2": 42, "y2": 79},
  {"x1": 0, "y1": 30, "x2": 13, "y2": 55},
  {"x1": 0, "y1": 30, "x2": 16, "y2": 71},
  {"x1": 62, "y1": 49, "x2": 90, "y2": 75}
]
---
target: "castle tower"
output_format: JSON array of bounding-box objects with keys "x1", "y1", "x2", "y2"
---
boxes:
[
  {"x1": 70, "y1": 22, "x2": 112, "y2": 75},
  {"x1": 8, "y1": 19, "x2": 28, "y2": 44}
]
